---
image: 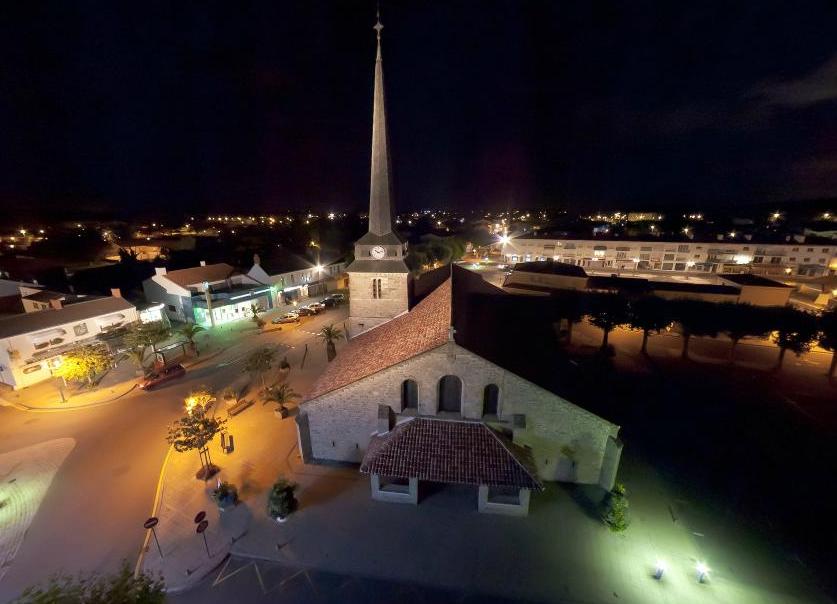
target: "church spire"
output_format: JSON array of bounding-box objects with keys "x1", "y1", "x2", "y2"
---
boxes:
[{"x1": 368, "y1": 10, "x2": 394, "y2": 236}]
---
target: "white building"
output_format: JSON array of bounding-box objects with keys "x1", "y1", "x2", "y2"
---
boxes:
[
  {"x1": 502, "y1": 238, "x2": 837, "y2": 277},
  {"x1": 246, "y1": 254, "x2": 347, "y2": 304},
  {"x1": 0, "y1": 293, "x2": 138, "y2": 389},
  {"x1": 142, "y1": 262, "x2": 271, "y2": 327}
]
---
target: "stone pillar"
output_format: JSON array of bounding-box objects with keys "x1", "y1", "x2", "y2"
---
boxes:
[{"x1": 598, "y1": 436, "x2": 623, "y2": 491}]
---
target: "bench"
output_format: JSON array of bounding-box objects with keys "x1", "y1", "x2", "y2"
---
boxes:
[{"x1": 227, "y1": 399, "x2": 254, "y2": 417}]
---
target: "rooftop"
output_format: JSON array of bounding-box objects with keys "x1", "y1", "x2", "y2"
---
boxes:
[
  {"x1": 510, "y1": 260, "x2": 588, "y2": 278},
  {"x1": 719, "y1": 273, "x2": 792, "y2": 288},
  {"x1": 0, "y1": 296, "x2": 135, "y2": 339},
  {"x1": 160, "y1": 263, "x2": 236, "y2": 288},
  {"x1": 360, "y1": 417, "x2": 542, "y2": 490},
  {"x1": 305, "y1": 276, "x2": 452, "y2": 400}
]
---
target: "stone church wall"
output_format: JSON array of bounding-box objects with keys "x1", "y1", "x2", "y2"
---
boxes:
[
  {"x1": 348, "y1": 272, "x2": 409, "y2": 335},
  {"x1": 301, "y1": 342, "x2": 619, "y2": 486}
]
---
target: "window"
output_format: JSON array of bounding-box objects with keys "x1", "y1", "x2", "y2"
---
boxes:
[
  {"x1": 807, "y1": 248, "x2": 814, "y2": 252},
  {"x1": 167, "y1": 304, "x2": 176, "y2": 312},
  {"x1": 73, "y1": 323, "x2": 88, "y2": 337},
  {"x1": 804, "y1": 258, "x2": 811, "y2": 263},
  {"x1": 790, "y1": 257, "x2": 796, "y2": 262},
  {"x1": 23, "y1": 364, "x2": 42, "y2": 374},
  {"x1": 823, "y1": 248, "x2": 830, "y2": 253},
  {"x1": 483, "y1": 384, "x2": 499, "y2": 416},
  {"x1": 401, "y1": 379, "x2": 418, "y2": 411},
  {"x1": 663, "y1": 253, "x2": 675, "y2": 261},
  {"x1": 372, "y1": 278, "x2": 382, "y2": 299},
  {"x1": 753, "y1": 257, "x2": 763, "y2": 264},
  {"x1": 677, "y1": 245, "x2": 689, "y2": 253},
  {"x1": 770, "y1": 257, "x2": 781, "y2": 264}
]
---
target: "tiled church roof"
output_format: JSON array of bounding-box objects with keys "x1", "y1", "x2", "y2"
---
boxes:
[
  {"x1": 305, "y1": 278, "x2": 452, "y2": 400},
  {"x1": 360, "y1": 417, "x2": 542, "y2": 490}
]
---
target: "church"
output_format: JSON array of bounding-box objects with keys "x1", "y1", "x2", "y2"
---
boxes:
[{"x1": 296, "y1": 17, "x2": 622, "y2": 516}]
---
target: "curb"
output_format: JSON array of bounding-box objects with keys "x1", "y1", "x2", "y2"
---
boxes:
[
  {"x1": 3, "y1": 383, "x2": 139, "y2": 413},
  {"x1": 135, "y1": 445, "x2": 175, "y2": 578}
]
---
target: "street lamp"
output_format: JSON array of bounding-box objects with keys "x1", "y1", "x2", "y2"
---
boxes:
[
  {"x1": 696, "y1": 561, "x2": 710, "y2": 583},
  {"x1": 654, "y1": 559, "x2": 666, "y2": 580}
]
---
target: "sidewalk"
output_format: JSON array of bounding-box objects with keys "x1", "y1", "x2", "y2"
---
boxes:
[
  {"x1": 0, "y1": 359, "x2": 139, "y2": 412},
  {"x1": 139, "y1": 329, "x2": 340, "y2": 592}
]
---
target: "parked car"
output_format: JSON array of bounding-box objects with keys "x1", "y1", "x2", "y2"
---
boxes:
[
  {"x1": 327, "y1": 293, "x2": 346, "y2": 303},
  {"x1": 308, "y1": 302, "x2": 326, "y2": 313},
  {"x1": 296, "y1": 305, "x2": 318, "y2": 316},
  {"x1": 322, "y1": 297, "x2": 338, "y2": 308},
  {"x1": 272, "y1": 312, "x2": 300, "y2": 324},
  {"x1": 140, "y1": 364, "x2": 186, "y2": 390}
]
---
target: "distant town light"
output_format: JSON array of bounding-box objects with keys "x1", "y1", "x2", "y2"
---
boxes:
[{"x1": 498, "y1": 234, "x2": 511, "y2": 245}]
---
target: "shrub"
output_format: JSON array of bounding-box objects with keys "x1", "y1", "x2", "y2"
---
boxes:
[
  {"x1": 267, "y1": 478, "x2": 298, "y2": 519},
  {"x1": 211, "y1": 481, "x2": 238, "y2": 507},
  {"x1": 602, "y1": 483, "x2": 630, "y2": 532}
]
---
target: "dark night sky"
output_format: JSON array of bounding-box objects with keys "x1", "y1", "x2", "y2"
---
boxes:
[{"x1": 2, "y1": 1, "x2": 837, "y2": 219}]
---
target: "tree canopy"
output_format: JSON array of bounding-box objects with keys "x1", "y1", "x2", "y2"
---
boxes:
[{"x1": 54, "y1": 345, "x2": 111, "y2": 386}]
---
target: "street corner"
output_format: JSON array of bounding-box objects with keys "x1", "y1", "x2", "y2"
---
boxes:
[{"x1": 141, "y1": 500, "x2": 252, "y2": 594}]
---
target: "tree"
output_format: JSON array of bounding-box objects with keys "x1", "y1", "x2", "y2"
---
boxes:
[
  {"x1": 244, "y1": 347, "x2": 276, "y2": 391},
  {"x1": 671, "y1": 300, "x2": 719, "y2": 360},
  {"x1": 166, "y1": 403, "x2": 226, "y2": 479},
  {"x1": 54, "y1": 345, "x2": 111, "y2": 387},
  {"x1": 818, "y1": 308, "x2": 837, "y2": 380},
  {"x1": 317, "y1": 324, "x2": 343, "y2": 361},
  {"x1": 17, "y1": 560, "x2": 164, "y2": 604},
  {"x1": 184, "y1": 387, "x2": 215, "y2": 415},
  {"x1": 721, "y1": 303, "x2": 771, "y2": 363},
  {"x1": 555, "y1": 290, "x2": 585, "y2": 344},
  {"x1": 127, "y1": 347, "x2": 149, "y2": 375},
  {"x1": 178, "y1": 323, "x2": 206, "y2": 356},
  {"x1": 628, "y1": 296, "x2": 671, "y2": 355},
  {"x1": 250, "y1": 303, "x2": 265, "y2": 330},
  {"x1": 267, "y1": 477, "x2": 298, "y2": 520},
  {"x1": 586, "y1": 294, "x2": 630, "y2": 352},
  {"x1": 123, "y1": 321, "x2": 170, "y2": 365},
  {"x1": 263, "y1": 383, "x2": 299, "y2": 411},
  {"x1": 772, "y1": 307, "x2": 818, "y2": 371},
  {"x1": 602, "y1": 483, "x2": 630, "y2": 533}
]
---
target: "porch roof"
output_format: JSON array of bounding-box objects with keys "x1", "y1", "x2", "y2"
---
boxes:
[{"x1": 360, "y1": 417, "x2": 542, "y2": 491}]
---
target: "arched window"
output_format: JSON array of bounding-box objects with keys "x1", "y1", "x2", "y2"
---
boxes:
[
  {"x1": 401, "y1": 379, "x2": 418, "y2": 411},
  {"x1": 438, "y1": 375, "x2": 462, "y2": 413},
  {"x1": 483, "y1": 384, "x2": 499, "y2": 417}
]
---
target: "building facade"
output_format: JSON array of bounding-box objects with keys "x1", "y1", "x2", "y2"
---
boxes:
[
  {"x1": 142, "y1": 262, "x2": 272, "y2": 327},
  {"x1": 503, "y1": 238, "x2": 837, "y2": 277},
  {"x1": 0, "y1": 294, "x2": 137, "y2": 389}
]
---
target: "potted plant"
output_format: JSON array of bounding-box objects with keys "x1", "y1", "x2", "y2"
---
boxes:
[
  {"x1": 211, "y1": 480, "x2": 239, "y2": 511},
  {"x1": 263, "y1": 383, "x2": 299, "y2": 419},
  {"x1": 267, "y1": 478, "x2": 298, "y2": 522}
]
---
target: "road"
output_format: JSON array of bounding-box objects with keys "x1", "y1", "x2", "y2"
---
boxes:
[{"x1": 0, "y1": 303, "x2": 346, "y2": 601}]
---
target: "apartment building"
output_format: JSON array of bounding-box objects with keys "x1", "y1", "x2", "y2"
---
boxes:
[{"x1": 502, "y1": 238, "x2": 837, "y2": 277}]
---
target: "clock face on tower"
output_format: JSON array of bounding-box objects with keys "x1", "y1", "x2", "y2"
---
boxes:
[{"x1": 370, "y1": 245, "x2": 386, "y2": 259}]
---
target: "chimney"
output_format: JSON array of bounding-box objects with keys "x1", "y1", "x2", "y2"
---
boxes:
[
  {"x1": 377, "y1": 404, "x2": 395, "y2": 434},
  {"x1": 155, "y1": 267, "x2": 167, "y2": 276},
  {"x1": 49, "y1": 298, "x2": 63, "y2": 310},
  {"x1": 110, "y1": 288, "x2": 122, "y2": 298},
  {"x1": 199, "y1": 260, "x2": 206, "y2": 267}
]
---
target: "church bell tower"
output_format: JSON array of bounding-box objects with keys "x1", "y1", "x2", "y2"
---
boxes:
[{"x1": 346, "y1": 13, "x2": 411, "y2": 337}]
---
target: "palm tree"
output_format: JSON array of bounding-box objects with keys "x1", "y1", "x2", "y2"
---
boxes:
[
  {"x1": 127, "y1": 347, "x2": 148, "y2": 375},
  {"x1": 628, "y1": 296, "x2": 671, "y2": 355},
  {"x1": 244, "y1": 347, "x2": 276, "y2": 391},
  {"x1": 263, "y1": 383, "x2": 300, "y2": 417},
  {"x1": 772, "y1": 307, "x2": 818, "y2": 371},
  {"x1": 818, "y1": 308, "x2": 837, "y2": 380},
  {"x1": 586, "y1": 294, "x2": 630, "y2": 352},
  {"x1": 317, "y1": 324, "x2": 343, "y2": 362},
  {"x1": 250, "y1": 303, "x2": 265, "y2": 330},
  {"x1": 179, "y1": 323, "x2": 206, "y2": 356}
]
